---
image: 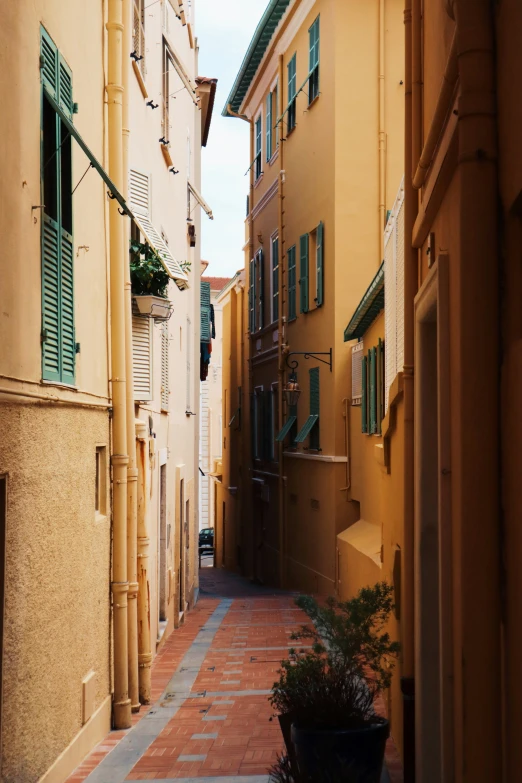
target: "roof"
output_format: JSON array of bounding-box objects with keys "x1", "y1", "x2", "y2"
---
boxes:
[
  {"x1": 222, "y1": 0, "x2": 292, "y2": 117},
  {"x1": 344, "y1": 263, "x2": 385, "y2": 342},
  {"x1": 202, "y1": 276, "x2": 232, "y2": 293},
  {"x1": 196, "y1": 77, "x2": 218, "y2": 147}
]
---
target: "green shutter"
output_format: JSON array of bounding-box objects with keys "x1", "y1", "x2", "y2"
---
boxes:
[
  {"x1": 201, "y1": 281, "x2": 211, "y2": 341},
  {"x1": 58, "y1": 54, "x2": 73, "y2": 119},
  {"x1": 299, "y1": 234, "x2": 309, "y2": 313},
  {"x1": 276, "y1": 410, "x2": 297, "y2": 442},
  {"x1": 249, "y1": 258, "x2": 255, "y2": 332},
  {"x1": 272, "y1": 237, "x2": 279, "y2": 322},
  {"x1": 40, "y1": 26, "x2": 58, "y2": 96},
  {"x1": 316, "y1": 221, "x2": 324, "y2": 307},
  {"x1": 258, "y1": 250, "x2": 264, "y2": 330},
  {"x1": 309, "y1": 367, "x2": 320, "y2": 449},
  {"x1": 369, "y1": 347, "x2": 377, "y2": 434},
  {"x1": 288, "y1": 54, "x2": 296, "y2": 100},
  {"x1": 263, "y1": 390, "x2": 272, "y2": 459},
  {"x1": 60, "y1": 230, "x2": 75, "y2": 384},
  {"x1": 361, "y1": 355, "x2": 368, "y2": 433},
  {"x1": 42, "y1": 216, "x2": 61, "y2": 381},
  {"x1": 288, "y1": 245, "x2": 296, "y2": 320},
  {"x1": 266, "y1": 92, "x2": 272, "y2": 161},
  {"x1": 377, "y1": 339, "x2": 384, "y2": 434}
]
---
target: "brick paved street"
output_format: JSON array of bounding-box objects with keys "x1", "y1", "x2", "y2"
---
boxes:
[{"x1": 66, "y1": 570, "x2": 403, "y2": 783}]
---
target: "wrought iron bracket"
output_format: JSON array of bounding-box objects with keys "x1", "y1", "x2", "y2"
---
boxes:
[{"x1": 285, "y1": 349, "x2": 332, "y2": 372}]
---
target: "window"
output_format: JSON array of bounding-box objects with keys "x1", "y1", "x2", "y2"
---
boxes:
[
  {"x1": 362, "y1": 340, "x2": 385, "y2": 434},
  {"x1": 295, "y1": 367, "x2": 320, "y2": 447},
  {"x1": 271, "y1": 234, "x2": 279, "y2": 323},
  {"x1": 287, "y1": 245, "x2": 297, "y2": 321},
  {"x1": 132, "y1": 301, "x2": 153, "y2": 400},
  {"x1": 316, "y1": 221, "x2": 324, "y2": 306},
  {"x1": 308, "y1": 16, "x2": 320, "y2": 103},
  {"x1": 352, "y1": 342, "x2": 364, "y2": 405},
  {"x1": 40, "y1": 28, "x2": 75, "y2": 385},
  {"x1": 162, "y1": 43, "x2": 174, "y2": 144},
  {"x1": 384, "y1": 181, "x2": 405, "y2": 412},
  {"x1": 249, "y1": 250, "x2": 264, "y2": 332},
  {"x1": 287, "y1": 54, "x2": 297, "y2": 131},
  {"x1": 133, "y1": 0, "x2": 146, "y2": 78},
  {"x1": 299, "y1": 234, "x2": 309, "y2": 314},
  {"x1": 266, "y1": 92, "x2": 273, "y2": 161},
  {"x1": 255, "y1": 114, "x2": 262, "y2": 180},
  {"x1": 161, "y1": 323, "x2": 169, "y2": 411},
  {"x1": 276, "y1": 373, "x2": 298, "y2": 446}
]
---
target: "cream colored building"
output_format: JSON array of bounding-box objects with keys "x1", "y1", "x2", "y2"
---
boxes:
[{"x1": 0, "y1": 1, "x2": 215, "y2": 780}]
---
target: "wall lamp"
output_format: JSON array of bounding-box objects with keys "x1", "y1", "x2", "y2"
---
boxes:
[{"x1": 283, "y1": 349, "x2": 332, "y2": 405}]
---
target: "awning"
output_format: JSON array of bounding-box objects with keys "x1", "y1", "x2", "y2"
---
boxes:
[
  {"x1": 43, "y1": 87, "x2": 133, "y2": 219},
  {"x1": 275, "y1": 414, "x2": 297, "y2": 442},
  {"x1": 133, "y1": 213, "x2": 189, "y2": 290},
  {"x1": 164, "y1": 34, "x2": 199, "y2": 106},
  {"x1": 344, "y1": 262, "x2": 384, "y2": 342},
  {"x1": 295, "y1": 414, "x2": 319, "y2": 443},
  {"x1": 188, "y1": 181, "x2": 214, "y2": 220}
]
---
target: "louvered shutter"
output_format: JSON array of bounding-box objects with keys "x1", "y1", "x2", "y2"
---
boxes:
[
  {"x1": 40, "y1": 27, "x2": 58, "y2": 96},
  {"x1": 309, "y1": 367, "x2": 320, "y2": 449},
  {"x1": 266, "y1": 92, "x2": 272, "y2": 161},
  {"x1": 395, "y1": 195, "x2": 405, "y2": 374},
  {"x1": 60, "y1": 230, "x2": 75, "y2": 384},
  {"x1": 377, "y1": 338, "x2": 384, "y2": 433},
  {"x1": 384, "y1": 209, "x2": 396, "y2": 413},
  {"x1": 129, "y1": 169, "x2": 150, "y2": 216},
  {"x1": 258, "y1": 250, "x2": 264, "y2": 330},
  {"x1": 42, "y1": 216, "x2": 61, "y2": 381},
  {"x1": 352, "y1": 342, "x2": 364, "y2": 405},
  {"x1": 272, "y1": 237, "x2": 279, "y2": 322},
  {"x1": 288, "y1": 246, "x2": 296, "y2": 320},
  {"x1": 201, "y1": 282, "x2": 211, "y2": 342},
  {"x1": 58, "y1": 55, "x2": 73, "y2": 119},
  {"x1": 299, "y1": 234, "x2": 309, "y2": 313},
  {"x1": 369, "y1": 347, "x2": 377, "y2": 434},
  {"x1": 249, "y1": 257, "x2": 255, "y2": 332},
  {"x1": 161, "y1": 324, "x2": 169, "y2": 410},
  {"x1": 262, "y1": 390, "x2": 272, "y2": 459},
  {"x1": 361, "y1": 356, "x2": 368, "y2": 433},
  {"x1": 316, "y1": 221, "x2": 324, "y2": 307},
  {"x1": 132, "y1": 305, "x2": 152, "y2": 400}
]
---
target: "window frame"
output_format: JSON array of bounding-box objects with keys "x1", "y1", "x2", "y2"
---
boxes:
[
  {"x1": 254, "y1": 111, "x2": 263, "y2": 181},
  {"x1": 308, "y1": 16, "x2": 320, "y2": 104},
  {"x1": 287, "y1": 53, "x2": 297, "y2": 132},
  {"x1": 271, "y1": 232, "x2": 279, "y2": 324}
]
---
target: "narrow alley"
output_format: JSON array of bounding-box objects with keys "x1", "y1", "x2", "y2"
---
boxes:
[{"x1": 65, "y1": 570, "x2": 403, "y2": 783}]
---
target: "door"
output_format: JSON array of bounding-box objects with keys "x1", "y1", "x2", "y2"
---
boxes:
[
  {"x1": 179, "y1": 479, "x2": 184, "y2": 614},
  {"x1": 159, "y1": 464, "x2": 167, "y2": 623}
]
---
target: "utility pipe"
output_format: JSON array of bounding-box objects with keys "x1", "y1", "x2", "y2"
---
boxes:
[
  {"x1": 107, "y1": 0, "x2": 131, "y2": 730},
  {"x1": 378, "y1": 0, "x2": 386, "y2": 259},
  {"x1": 121, "y1": 0, "x2": 140, "y2": 714},
  {"x1": 136, "y1": 418, "x2": 152, "y2": 703},
  {"x1": 0, "y1": 387, "x2": 110, "y2": 409},
  {"x1": 277, "y1": 53, "x2": 285, "y2": 589},
  {"x1": 412, "y1": 31, "x2": 458, "y2": 189},
  {"x1": 400, "y1": 0, "x2": 418, "y2": 778}
]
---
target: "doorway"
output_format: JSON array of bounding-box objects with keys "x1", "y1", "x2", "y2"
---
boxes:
[{"x1": 159, "y1": 464, "x2": 167, "y2": 623}]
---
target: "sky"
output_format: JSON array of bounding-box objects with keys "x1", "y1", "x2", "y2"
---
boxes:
[{"x1": 196, "y1": 0, "x2": 269, "y2": 278}]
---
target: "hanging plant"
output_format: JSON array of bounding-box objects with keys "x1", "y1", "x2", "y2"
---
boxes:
[{"x1": 130, "y1": 239, "x2": 170, "y2": 299}]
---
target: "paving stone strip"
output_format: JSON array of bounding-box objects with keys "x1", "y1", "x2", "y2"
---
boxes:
[{"x1": 83, "y1": 599, "x2": 233, "y2": 783}]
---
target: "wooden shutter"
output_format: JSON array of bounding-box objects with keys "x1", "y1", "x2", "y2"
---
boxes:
[
  {"x1": 40, "y1": 26, "x2": 58, "y2": 96},
  {"x1": 161, "y1": 324, "x2": 169, "y2": 410},
  {"x1": 352, "y1": 342, "x2": 364, "y2": 405},
  {"x1": 41, "y1": 216, "x2": 61, "y2": 381},
  {"x1": 369, "y1": 347, "x2": 377, "y2": 434},
  {"x1": 395, "y1": 195, "x2": 405, "y2": 374},
  {"x1": 60, "y1": 230, "x2": 75, "y2": 384},
  {"x1": 316, "y1": 221, "x2": 324, "y2": 307},
  {"x1": 262, "y1": 390, "x2": 272, "y2": 459},
  {"x1": 309, "y1": 367, "x2": 320, "y2": 449},
  {"x1": 129, "y1": 169, "x2": 150, "y2": 217},
  {"x1": 266, "y1": 92, "x2": 272, "y2": 161},
  {"x1": 361, "y1": 356, "x2": 368, "y2": 433},
  {"x1": 132, "y1": 305, "x2": 152, "y2": 400},
  {"x1": 249, "y1": 257, "x2": 255, "y2": 332},
  {"x1": 384, "y1": 179, "x2": 405, "y2": 412},
  {"x1": 299, "y1": 234, "x2": 309, "y2": 314},
  {"x1": 257, "y1": 250, "x2": 264, "y2": 330},
  {"x1": 272, "y1": 237, "x2": 279, "y2": 322},
  {"x1": 377, "y1": 339, "x2": 384, "y2": 433},
  {"x1": 288, "y1": 246, "x2": 296, "y2": 320},
  {"x1": 200, "y1": 281, "x2": 211, "y2": 342},
  {"x1": 58, "y1": 55, "x2": 73, "y2": 119}
]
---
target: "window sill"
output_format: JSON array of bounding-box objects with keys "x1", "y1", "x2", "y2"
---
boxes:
[
  {"x1": 286, "y1": 125, "x2": 296, "y2": 138},
  {"x1": 307, "y1": 94, "x2": 320, "y2": 111},
  {"x1": 254, "y1": 172, "x2": 264, "y2": 189},
  {"x1": 132, "y1": 61, "x2": 148, "y2": 99},
  {"x1": 268, "y1": 149, "x2": 280, "y2": 167},
  {"x1": 41, "y1": 380, "x2": 78, "y2": 391}
]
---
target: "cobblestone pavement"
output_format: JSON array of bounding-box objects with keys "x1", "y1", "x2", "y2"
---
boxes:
[{"x1": 66, "y1": 569, "x2": 403, "y2": 783}]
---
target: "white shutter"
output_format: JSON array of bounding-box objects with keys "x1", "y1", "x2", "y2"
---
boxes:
[
  {"x1": 352, "y1": 342, "x2": 364, "y2": 406},
  {"x1": 129, "y1": 169, "x2": 150, "y2": 217},
  {"x1": 161, "y1": 323, "x2": 169, "y2": 410},
  {"x1": 132, "y1": 305, "x2": 152, "y2": 400},
  {"x1": 384, "y1": 179, "x2": 405, "y2": 413}
]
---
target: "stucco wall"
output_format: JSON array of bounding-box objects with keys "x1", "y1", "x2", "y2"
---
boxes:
[{"x1": 0, "y1": 404, "x2": 110, "y2": 782}]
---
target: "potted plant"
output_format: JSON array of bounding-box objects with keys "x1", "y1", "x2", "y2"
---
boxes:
[
  {"x1": 130, "y1": 239, "x2": 172, "y2": 319},
  {"x1": 270, "y1": 582, "x2": 400, "y2": 783}
]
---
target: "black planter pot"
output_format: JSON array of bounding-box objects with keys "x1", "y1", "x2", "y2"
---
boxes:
[{"x1": 291, "y1": 719, "x2": 390, "y2": 783}]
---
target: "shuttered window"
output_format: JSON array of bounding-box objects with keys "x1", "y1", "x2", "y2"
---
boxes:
[
  {"x1": 132, "y1": 303, "x2": 153, "y2": 400},
  {"x1": 287, "y1": 245, "x2": 297, "y2": 321},
  {"x1": 40, "y1": 27, "x2": 75, "y2": 385},
  {"x1": 384, "y1": 180, "x2": 405, "y2": 412},
  {"x1": 352, "y1": 342, "x2": 364, "y2": 405},
  {"x1": 266, "y1": 92, "x2": 273, "y2": 161},
  {"x1": 287, "y1": 54, "x2": 297, "y2": 131},
  {"x1": 201, "y1": 281, "x2": 211, "y2": 342},
  {"x1": 362, "y1": 343, "x2": 385, "y2": 435},
  {"x1": 255, "y1": 115, "x2": 262, "y2": 180},
  {"x1": 299, "y1": 234, "x2": 309, "y2": 314},
  {"x1": 249, "y1": 257, "x2": 255, "y2": 332},
  {"x1": 361, "y1": 356, "x2": 368, "y2": 433},
  {"x1": 161, "y1": 323, "x2": 169, "y2": 411},
  {"x1": 308, "y1": 16, "x2": 320, "y2": 103},
  {"x1": 316, "y1": 221, "x2": 324, "y2": 307},
  {"x1": 271, "y1": 235, "x2": 279, "y2": 323},
  {"x1": 276, "y1": 405, "x2": 297, "y2": 443},
  {"x1": 295, "y1": 368, "x2": 320, "y2": 446},
  {"x1": 256, "y1": 249, "x2": 264, "y2": 330}
]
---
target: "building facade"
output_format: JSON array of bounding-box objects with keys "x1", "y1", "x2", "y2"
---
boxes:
[
  {"x1": 222, "y1": 0, "x2": 404, "y2": 592},
  {"x1": 0, "y1": 1, "x2": 214, "y2": 780}
]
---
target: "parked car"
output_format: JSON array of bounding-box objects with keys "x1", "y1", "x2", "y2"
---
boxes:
[{"x1": 199, "y1": 528, "x2": 214, "y2": 549}]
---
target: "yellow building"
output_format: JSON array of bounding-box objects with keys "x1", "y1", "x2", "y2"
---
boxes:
[
  {"x1": 0, "y1": 1, "x2": 214, "y2": 780},
  {"x1": 222, "y1": 0, "x2": 404, "y2": 593}
]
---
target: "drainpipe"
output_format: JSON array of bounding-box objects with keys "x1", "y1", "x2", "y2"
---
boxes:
[
  {"x1": 136, "y1": 418, "x2": 152, "y2": 703},
  {"x1": 107, "y1": 0, "x2": 131, "y2": 729},
  {"x1": 277, "y1": 54, "x2": 285, "y2": 589},
  {"x1": 400, "y1": 0, "x2": 418, "y2": 777},
  {"x1": 378, "y1": 0, "x2": 386, "y2": 260},
  {"x1": 121, "y1": 0, "x2": 140, "y2": 714}
]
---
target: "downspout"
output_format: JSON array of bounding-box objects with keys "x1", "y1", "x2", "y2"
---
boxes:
[
  {"x1": 277, "y1": 54, "x2": 285, "y2": 589},
  {"x1": 400, "y1": 0, "x2": 419, "y2": 777},
  {"x1": 121, "y1": 0, "x2": 140, "y2": 714},
  {"x1": 106, "y1": 0, "x2": 131, "y2": 729},
  {"x1": 136, "y1": 418, "x2": 152, "y2": 703},
  {"x1": 378, "y1": 0, "x2": 386, "y2": 259}
]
